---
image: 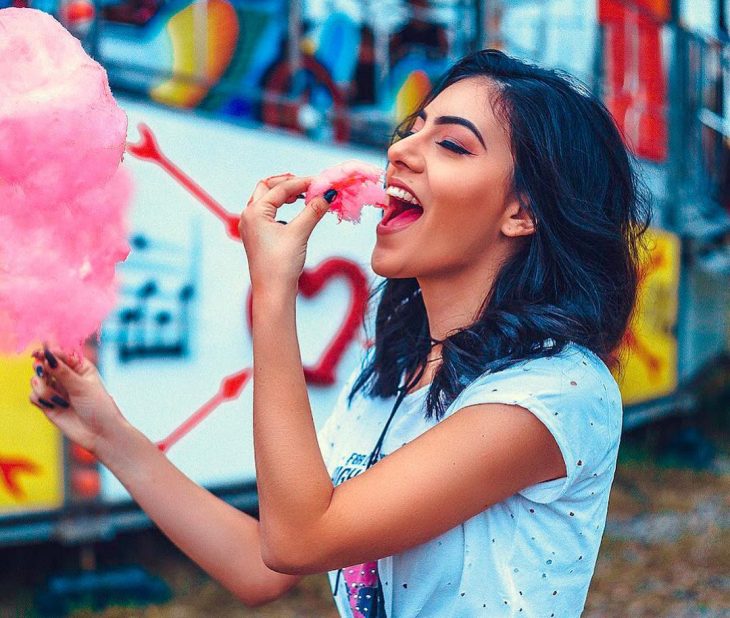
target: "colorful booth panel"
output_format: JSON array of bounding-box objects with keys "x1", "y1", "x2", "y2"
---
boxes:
[
  {"x1": 612, "y1": 227, "x2": 681, "y2": 405},
  {"x1": 0, "y1": 351, "x2": 63, "y2": 514},
  {"x1": 599, "y1": 0, "x2": 670, "y2": 162}
]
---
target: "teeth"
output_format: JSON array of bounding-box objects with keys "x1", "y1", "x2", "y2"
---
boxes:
[{"x1": 386, "y1": 185, "x2": 420, "y2": 206}]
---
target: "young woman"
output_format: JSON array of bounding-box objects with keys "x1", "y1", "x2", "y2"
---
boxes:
[{"x1": 30, "y1": 50, "x2": 650, "y2": 616}]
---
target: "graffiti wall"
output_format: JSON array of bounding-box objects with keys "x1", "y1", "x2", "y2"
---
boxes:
[{"x1": 96, "y1": 0, "x2": 477, "y2": 143}]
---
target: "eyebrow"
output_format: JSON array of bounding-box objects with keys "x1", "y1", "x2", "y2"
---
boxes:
[{"x1": 418, "y1": 110, "x2": 486, "y2": 149}]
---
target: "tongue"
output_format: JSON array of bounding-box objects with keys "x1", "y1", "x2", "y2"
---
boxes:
[{"x1": 388, "y1": 208, "x2": 422, "y2": 227}]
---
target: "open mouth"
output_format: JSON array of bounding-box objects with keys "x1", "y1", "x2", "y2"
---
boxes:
[{"x1": 380, "y1": 188, "x2": 424, "y2": 228}]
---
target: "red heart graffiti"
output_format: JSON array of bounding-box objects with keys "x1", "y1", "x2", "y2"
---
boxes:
[{"x1": 247, "y1": 257, "x2": 369, "y2": 386}]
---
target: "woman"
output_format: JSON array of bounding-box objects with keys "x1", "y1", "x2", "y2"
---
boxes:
[{"x1": 30, "y1": 50, "x2": 650, "y2": 616}]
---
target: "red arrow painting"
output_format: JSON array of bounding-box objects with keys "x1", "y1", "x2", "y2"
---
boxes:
[
  {"x1": 0, "y1": 457, "x2": 39, "y2": 499},
  {"x1": 126, "y1": 123, "x2": 242, "y2": 240},
  {"x1": 156, "y1": 368, "x2": 253, "y2": 453}
]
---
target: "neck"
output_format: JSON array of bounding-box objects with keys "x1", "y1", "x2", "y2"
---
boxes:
[
  {"x1": 403, "y1": 256, "x2": 503, "y2": 391},
  {"x1": 418, "y1": 259, "x2": 502, "y2": 344}
]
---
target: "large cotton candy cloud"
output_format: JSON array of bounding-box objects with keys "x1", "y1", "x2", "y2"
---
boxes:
[{"x1": 0, "y1": 8, "x2": 130, "y2": 353}]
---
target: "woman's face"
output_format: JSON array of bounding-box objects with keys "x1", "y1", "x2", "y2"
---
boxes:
[{"x1": 372, "y1": 77, "x2": 527, "y2": 280}]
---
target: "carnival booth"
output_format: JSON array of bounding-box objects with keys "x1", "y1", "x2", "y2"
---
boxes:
[{"x1": 1, "y1": 0, "x2": 727, "y2": 561}]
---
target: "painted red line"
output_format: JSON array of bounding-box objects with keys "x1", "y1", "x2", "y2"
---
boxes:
[
  {"x1": 156, "y1": 368, "x2": 253, "y2": 453},
  {"x1": 126, "y1": 123, "x2": 241, "y2": 240}
]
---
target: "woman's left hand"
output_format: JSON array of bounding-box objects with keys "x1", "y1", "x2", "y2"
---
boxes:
[{"x1": 238, "y1": 174, "x2": 335, "y2": 291}]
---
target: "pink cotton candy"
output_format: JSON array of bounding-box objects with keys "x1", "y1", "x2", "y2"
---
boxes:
[
  {"x1": 305, "y1": 160, "x2": 386, "y2": 223},
  {"x1": 0, "y1": 8, "x2": 130, "y2": 354}
]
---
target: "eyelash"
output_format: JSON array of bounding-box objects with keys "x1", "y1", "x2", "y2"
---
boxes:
[{"x1": 394, "y1": 128, "x2": 471, "y2": 155}]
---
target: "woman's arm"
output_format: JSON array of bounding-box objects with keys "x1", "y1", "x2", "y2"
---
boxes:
[
  {"x1": 30, "y1": 354, "x2": 302, "y2": 607},
  {"x1": 250, "y1": 287, "x2": 566, "y2": 574},
  {"x1": 238, "y1": 175, "x2": 567, "y2": 574}
]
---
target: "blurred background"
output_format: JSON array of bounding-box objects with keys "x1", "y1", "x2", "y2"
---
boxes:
[{"x1": 0, "y1": 0, "x2": 728, "y2": 615}]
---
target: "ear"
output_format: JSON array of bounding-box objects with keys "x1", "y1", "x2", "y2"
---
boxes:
[{"x1": 501, "y1": 196, "x2": 535, "y2": 238}]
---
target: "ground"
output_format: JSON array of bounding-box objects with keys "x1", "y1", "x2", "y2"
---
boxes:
[{"x1": 2, "y1": 420, "x2": 728, "y2": 617}]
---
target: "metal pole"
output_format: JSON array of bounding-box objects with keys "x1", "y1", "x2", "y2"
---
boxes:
[
  {"x1": 193, "y1": 0, "x2": 208, "y2": 86},
  {"x1": 287, "y1": 0, "x2": 302, "y2": 76},
  {"x1": 666, "y1": 0, "x2": 687, "y2": 234},
  {"x1": 482, "y1": 0, "x2": 502, "y2": 50}
]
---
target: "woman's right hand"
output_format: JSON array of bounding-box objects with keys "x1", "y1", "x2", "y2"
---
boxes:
[{"x1": 30, "y1": 347, "x2": 127, "y2": 457}]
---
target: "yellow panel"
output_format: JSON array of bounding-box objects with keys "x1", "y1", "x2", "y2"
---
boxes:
[
  {"x1": 612, "y1": 228, "x2": 681, "y2": 405},
  {"x1": 0, "y1": 347, "x2": 64, "y2": 513}
]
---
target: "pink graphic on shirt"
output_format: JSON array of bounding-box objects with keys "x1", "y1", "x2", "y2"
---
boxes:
[{"x1": 343, "y1": 560, "x2": 383, "y2": 617}]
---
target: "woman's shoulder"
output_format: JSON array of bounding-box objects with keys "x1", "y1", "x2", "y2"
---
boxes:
[
  {"x1": 473, "y1": 340, "x2": 616, "y2": 389},
  {"x1": 448, "y1": 340, "x2": 622, "y2": 422}
]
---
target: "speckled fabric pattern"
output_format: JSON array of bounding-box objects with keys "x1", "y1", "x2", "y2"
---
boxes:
[{"x1": 318, "y1": 343, "x2": 622, "y2": 617}]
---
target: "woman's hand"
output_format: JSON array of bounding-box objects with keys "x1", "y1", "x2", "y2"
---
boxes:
[
  {"x1": 29, "y1": 347, "x2": 127, "y2": 457},
  {"x1": 238, "y1": 173, "x2": 336, "y2": 290}
]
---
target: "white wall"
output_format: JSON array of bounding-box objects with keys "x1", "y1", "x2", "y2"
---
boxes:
[{"x1": 100, "y1": 99, "x2": 386, "y2": 502}]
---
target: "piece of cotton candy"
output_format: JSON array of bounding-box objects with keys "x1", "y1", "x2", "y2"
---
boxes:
[
  {"x1": 0, "y1": 8, "x2": 130, "y2": 354},
  {"x1": 305, "y1": 160, "x2": 386, "y2": 223}
]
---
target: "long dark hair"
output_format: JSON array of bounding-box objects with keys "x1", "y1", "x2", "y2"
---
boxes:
[{"x1": 348, "y1": 49, "x2": 652, "y2": 420}]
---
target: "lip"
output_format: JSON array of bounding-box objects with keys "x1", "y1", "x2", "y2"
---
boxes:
[
  {"x1": 376, "y1": 199, "x2": 423, "y2": 237},
  {"x1": 379, "y1": 176, "x2": 423, "y2": 231}
]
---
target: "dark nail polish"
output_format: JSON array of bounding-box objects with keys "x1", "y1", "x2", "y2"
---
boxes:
[
  {"x1": 44, "y1": 348, "x2": 58, "y2": 369},
  {"x1": 35, "y1": 365, "x2": 44, "y2": 377},
  {"x1": 323, "y1": 189, "x2": 338, "y2": 203},
  {"x1": 38, "y1": 398, "x2": 55, "y2": 409},
  {"x1": 51, "y1": 395, "x2": 70, "y2": 409}
]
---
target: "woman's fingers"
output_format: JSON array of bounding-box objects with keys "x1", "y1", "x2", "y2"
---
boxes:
[
  {"x1": 247, "y1": 173, "x2": 295, "y2": 206},
  {"x1": 30, "y1": 375, "x2": 70, "y2": 409},
  {"x1": 32, "y1": 359, "x2": 69, "y2": 400},
  {"x1": 288, "y1": 191, "x2": 336, "y2": 238},
  {"x1": 250, "y1": 176, "x2": 312, "y2": 210},
  {"x1": 254, "y1": 176, "x2": 314, "y2": 217},
  {"x1": 32, "y1": 346, "x2": 92, "y2": 399}
]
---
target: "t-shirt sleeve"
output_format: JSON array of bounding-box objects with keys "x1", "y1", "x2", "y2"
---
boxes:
[{"x1": 447, "y1": 346, "x2": 617, "y2": 504}]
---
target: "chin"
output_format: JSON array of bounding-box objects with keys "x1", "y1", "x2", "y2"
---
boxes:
[
  {"x1": 370, "y1": 250, "x2": 415, "y2": 279},
  {"x1": 370, "y1": 249, "x2": 396, "y2": 278}
]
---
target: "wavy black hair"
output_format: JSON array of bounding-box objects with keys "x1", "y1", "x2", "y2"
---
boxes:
[{"x1": 348, "y1": 49, "x2": 652, "y2": 420}]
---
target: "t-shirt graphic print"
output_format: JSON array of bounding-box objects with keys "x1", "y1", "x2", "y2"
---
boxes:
[
  {"x1": 340, "y1": 561, "x2": 385, "y2": 617},
  {"x1": 330, "y1": 451, "x2": 387, "y2": 617}
]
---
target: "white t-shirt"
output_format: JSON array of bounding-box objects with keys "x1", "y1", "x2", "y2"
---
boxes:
[{"x1": 317, "y1": 342, "x2": 622, "y2": 617}]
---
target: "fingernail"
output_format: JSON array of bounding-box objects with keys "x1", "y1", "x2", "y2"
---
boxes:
[
  {"x1": 51, "y1": 395, "x2": 70, "y2": 409},
  {"x1": 35, "y1": 365, "x2": 44, "y2": 377},
  {"x1": 38, "y1": 398, "x2": 55, "y2": 409},
  {"x1": 44, "y1": 347, "x2": 58, "y2": 369},
  {"x1": 323, "y1": 189, "x2": 337, "y2": 203}
]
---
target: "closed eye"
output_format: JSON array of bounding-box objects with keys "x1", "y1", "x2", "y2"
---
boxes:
[
  {"x1": 438, "y1": 140, "x2": 472, "y2": 155},
  {"x1": 395, "y1": 129, "x2": 472, "y2": 156}
]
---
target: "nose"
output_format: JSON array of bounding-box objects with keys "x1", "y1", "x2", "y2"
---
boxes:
[{"x1": 387, "y1": 131, "x2": 425, "y2": 175}]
